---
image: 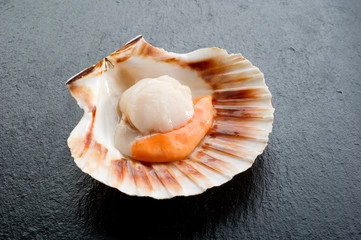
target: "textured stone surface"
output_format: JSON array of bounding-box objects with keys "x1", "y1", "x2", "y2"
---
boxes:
[{"x1": 1, "y1": 0, "x2": 361, "y2": 239}]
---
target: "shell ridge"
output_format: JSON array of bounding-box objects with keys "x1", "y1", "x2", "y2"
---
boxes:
[
  {"x1": 145, "y1": 165, "x2": 173, "y2": 198},
  {"x1": 188, "y1": 155, "x2": 233, "y2": 178},
  {"x1": 110, "y1": 159, "x2": 126, "y2": 188},
  {"x1": 172, "y1": 161, "x2": 207, "y2": 191},
  {"x1": 130, "y1": 162, "x2": 154, "y2": 195},
  {"x1": 187, "y1": 157, "x2": 232, "y2": 184},
  {"x1": 204, "y1": 139, "x2": 259, "y2": 157},
  {"x1": 202, "y1": 144, "x2": 255, "y2": 165},
  {"x1": 125, "y1": 160, "x2": 139, "y2": 196},
  {"x1": 152, "y1": 165, "x2": 182, "y2": 196}
]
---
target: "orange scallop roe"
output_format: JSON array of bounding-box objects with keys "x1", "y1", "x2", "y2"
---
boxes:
[{"x1": 131, "y1": 96, "x2": 213, "y2": 162}]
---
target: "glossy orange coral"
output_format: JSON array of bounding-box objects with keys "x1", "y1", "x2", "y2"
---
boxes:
[{"x1": 131, "y1": 96, "x2": 213, "y2": 162}]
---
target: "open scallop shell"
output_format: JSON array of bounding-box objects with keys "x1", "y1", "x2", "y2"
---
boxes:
[{"x1": 66, "y1": 36, "x2": 274, "y2": 199}]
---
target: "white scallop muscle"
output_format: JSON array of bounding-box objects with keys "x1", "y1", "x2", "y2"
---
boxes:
[{"x1": 119, "y1": 75, "x2": 194, "y2": 134}]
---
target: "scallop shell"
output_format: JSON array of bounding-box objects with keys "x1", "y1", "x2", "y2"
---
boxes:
[{"x1": 66, "y1": 36, "x2": 274, "y2": 199}]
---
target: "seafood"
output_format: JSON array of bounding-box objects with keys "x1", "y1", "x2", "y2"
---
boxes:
[
  {"x1": 66, "y1": 36, "x2": 274, "y2": 199},
  {"x1": 114, "y1": 75, "x2": 213, "y2": 162},
  {"x1": 119, "y1": 75, "x2": 194, "y2": 135}
]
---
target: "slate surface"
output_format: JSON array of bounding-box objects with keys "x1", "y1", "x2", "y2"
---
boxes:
[{"x1": 1, "y1": 0, "x2": 361, "y2": 239}]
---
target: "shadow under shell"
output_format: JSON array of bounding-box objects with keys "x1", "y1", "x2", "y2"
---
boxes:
[{"x1": 75, "y1": 152, "x2": 270, "y2": 239}]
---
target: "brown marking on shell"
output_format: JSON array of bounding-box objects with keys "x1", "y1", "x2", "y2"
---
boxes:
[
  {"x1": 164, "y1": 57, "x2": 182, "y2": 65},
  {"x1": 183, "y1": 55, "x2": 256, "y2": 90},
  {"x1": 213, "y1": 88, "x2": 269, "y2": 100},
  {"x1": 104, "y1": 58, "x2": 114, "y2": 71},
  {"x1": 216, "y1": 68, "x2": 261, "y2": 82},
  {"x1": 68, "y1": 85, "x2": 95, "y2": 108},
  {"x1": 115, "y1": 54, "x2": 132, "y2": 63},
  {"x1": 203, "y1": 141, "x2": 255, "y2": 162},
  {"x1": 210, "y1": 122, "x2": 268, "y2": 140},
  {"x1": 188, "y1": 58, "x2": 218, "y2": 71},
  {"x1": 110, "y1": 35, "x2": 143, "y2": 56},
  {"x1": 66, "y1": 65, "x2": 96, "y2": 85},
  {"x1": 212, "y1": 97, "x2": 272, "y2": 108},
  {"x1": 201, "y1": 61, "x2": 251, "y2": 80},
  {"x1": 215, "y1": 106, "x2": 268, "y2": 118},
  {"x1": 113, "y1": 43, "x2": 132, "y2": 55},
  {"x1": 201, "y1": 62, "x2": 247, "y2": 77},
  {"x1": 123, "y1": 35, "x2": 143, "y2": 49},
  {"x1": 111, "y1": 159, "x2": 127, "y2": 185},
  {"x1": 153, "y1": 166, "x2": 182, "y2": 194},
  {"x1": 79, "y1": 106, "x2": 96, "y2": 157},
  {"x1": 144, "y1": 165, "x2": 171, "y2": 195},
  {"x1": 214, "y1": 76, "x2": 262, "y2": 90},
  {"x1": 134, "y1": 40, "x2": 180, "y2": 64},
  {"x1": 210, "y1": 123, "x2": 244, "y2": 138},
  {"x1": 133, "y1": 39, "x2": 147, "y2": 56},
  {"x1": 211, "y1": 134, "x2": 268, "y2": 151},
  {"x1": 192, "y1": 151, "x2": 234, "y2": 175},
  {"x1": 173, "y1": 160, "x2": 207, "y2": 181},
  {"x1": 66, "y1": 59, "x2": 104, "y2": 85},
  {"x1": 94, "y1": 141, "x2": 108, "y2": 159},
  {"x1": 141, "y1": 43, "x2": 159, "y2": 57},
  {"x1": 213, "y1": 118, "x2": 271, "y2": 133},
  {"x1": 142, "y1": 43, "x2": 181, "y2": 64},
  {"x1": 94, "y1": 59, "x2": 104, "y2": 69},
  {"x1": 85, "y1": 141, "x2": 109, "y2": 174},
  {"x1": 130, "y1": 162, "x2": 154, "y2": 193},
  {"x1": 109, "y1": 45, "x2": 133, "y2": 63},
  {"x1": 211, "y1": 76, "x2": 254, "y2": 89}
]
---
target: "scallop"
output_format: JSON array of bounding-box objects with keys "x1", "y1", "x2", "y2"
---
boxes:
[
  {"x1": 66, "y1": 36, "x2": 274, "y2": 199},
  {"x1": 119, "y1": 75, "x2": 194, "y2": 134}
]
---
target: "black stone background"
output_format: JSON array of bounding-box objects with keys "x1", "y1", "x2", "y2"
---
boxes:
[{"x1": 1, "y1": 0, "x2": 360, "y2": 239}]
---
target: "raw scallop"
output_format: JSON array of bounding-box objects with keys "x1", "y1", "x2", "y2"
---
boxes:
[{"x1": 66, "y1": 36, "x2": 274, "y2": 199}]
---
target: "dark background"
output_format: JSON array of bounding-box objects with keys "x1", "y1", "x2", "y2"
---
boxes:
[{"x1": 1, "y1": 0, "x2": 360, "y2": 239}]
